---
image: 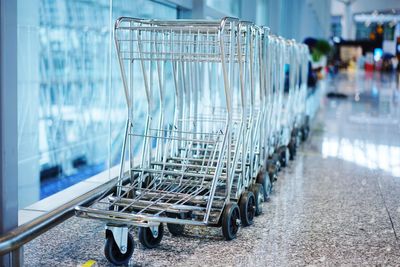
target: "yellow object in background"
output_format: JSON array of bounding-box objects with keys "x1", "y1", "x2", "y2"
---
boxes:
[
  {"x1": 347, "y1": 59, "x2": 357, "y2": 72},
  {"x1": 80, "y1": 260, "x2": 97, "y2": 267}
]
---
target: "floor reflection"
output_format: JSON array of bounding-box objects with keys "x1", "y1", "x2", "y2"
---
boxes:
[
  {"x1": 321, "y1": 70, "x2": 400, "y2": 177},
  {"x1": 322, "y1": 137, "x2": 400, "y2": 177}
]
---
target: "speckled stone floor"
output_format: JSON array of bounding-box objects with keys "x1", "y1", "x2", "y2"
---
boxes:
[{"x1": 24, "y1": 72, "x2": 400, "y2": 266}]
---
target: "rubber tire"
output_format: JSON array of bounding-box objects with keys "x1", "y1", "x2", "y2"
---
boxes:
[
  {"x1": 271, "y1": 153, "x2": 281, "y2": 172},
  {"x1": 302, "y1": 116, "x2": 310, "y2": 142},
  {"x1": 221, "y1": 202, "x2": 240, "y2": 240},
  {"x1": 239, "y1": 191, "x2": 256, "y2": 227},
  {"x1": 104, "y1": 232, "x2": 134, "y2": 266},
  {"x1": 278, "y1": 147, "x2": 289, "y2": 168},
  {"x1": 167, "y1": 223, "x2": 185, "y2": 236},
  {"x1": 292, "y1": 128, "x2": 301, "y2": 147},
  {"x1": 138, "y1": 224, "x2": 164, "y2": 249},
  {"x1": 256, "y1": 170, "x2": 271, "y2": 201},
  {"x1": 142, "y1": 174, "x2": 153, "y2": 189},
  {"x1": 288, "y1": 138, "x2": 296, "y2": 160},
  {"x1": 250, "y1": 183, "x2": 264, "y2": 216},
  {"x1": 266, "y1": 159, "x2": 278, "y2": 183},
  {"x1": 301, "y1": 125, "x2": 310, "y2": 142}
]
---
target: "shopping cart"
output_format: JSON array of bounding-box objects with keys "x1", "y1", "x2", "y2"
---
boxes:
[
  {"x1": 249, "y1": 26, "x2": 274, "y2": 201},
  {"x1": 75, "y1": 17, "x2": 264, "y2": 265},
  {"x1": 260, "y1": 35, "x2": 286, "y2": 189},
  {"x1": 73, "y1": 16, "x2": 313, "y2": 266},
  {"x1": 265, "y1": 39, "x2": 309, "y2": 175},
  {"x1": 284, "y1": 43, "x2": 311, "y2": 159},
  {"x1": 276, "y1": 39, "x2": 302, "y2": 164},
  {"x1": 297, "y1": 44, "x2": 311, "y2": 141}
]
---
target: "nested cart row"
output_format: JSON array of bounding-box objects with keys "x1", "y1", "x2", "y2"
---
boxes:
[{"x1": 75, "y1": 17, "x2": 312, "y2": 266}]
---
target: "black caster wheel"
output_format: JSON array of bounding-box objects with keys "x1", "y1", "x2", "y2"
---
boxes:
[
  {"x1": 256, "y1": 170, "x2": 271, "y2": 201},
  {"x1": 249, "y1": 183, "x2": 264, "y2": 216},
  {"x1": 142, "y1": 174, "x2": 153, "y2": 189},
  {"x1": 288, "y1": 138, "x2": 296, "y2": 160},
  {"x1": 302, "y1": 116, "x2": 310, "y2": 142},
  {"x1": 167, "y1": 223, "x2": 185, "y2": 236},
  {"x1": 166, "y1": 212, "x2": 185, "y2": 236},
  {"x1": 104, "y1": 231, "x2": 134, "y2": 266},
  {"x1": 292, "y1": 128, "x2": 301, "y2": 147},
  {"x1": 266, "y1": 159, "x2": 278, "y2": 183},
  {"x1": 239, "y1": 191, "x2": 256, "y2": 227},
  {"x1": 222, "y1": 202, "x2": 240, "y2": 240},
  {"x1": 138, "y1": 224, "x2": 164, "y2": 249},
  {"x1": 271, "y1": 153, "x2": 281, "y2": 172},
  {"x1": 278, "y1": 146, "x2": 289, "y2": 168},
  {"x1": 301, "y1": 125, "x2": 310, "y2": 142}
]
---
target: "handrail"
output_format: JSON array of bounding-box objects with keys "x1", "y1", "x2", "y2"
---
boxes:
[{"x1": 0, "y1": 175, "x2": 127, "y2": 256}]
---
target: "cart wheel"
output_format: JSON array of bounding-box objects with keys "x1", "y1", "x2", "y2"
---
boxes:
[
  {"x1": 288, "y1": 137, "x2": 296, "y2": 160},
  {"x1": 222, "y1": 202, "x2": 240, "y2": 240},
  {"x1": 301, "y1": 125, "x2": 310, "y2": 142},
  {"x1": 143, "y1": 174, "x2": 153, "y2": 189},
  {"x1": 138, "y1": 224, "x2": 164, "y2": 249},
  {"x1": 302, "y1": 116, "x2": 310, "y2": 142},
  {"x1": 250, "y1": 183, "x2": 264, "y2": 216},
  {"x1": 271, "y1": 153, "x2": 281, "y2": 172},
  {"x1": 104, "y1": 232, "x2": 134, "y2": 266},
  {"x1": 256, "y1": 170, "x2": 271, "y2": 201},
  {"x1": 167, "y1": 223, "x2": 185, "y2": 236},
  {"x1": 293, "y1": 128, "x2": 302, "y2": 147},
  {"x1": 266, "y1": 159, "x2": 278, "y2": 183},
  {"x1": 239, "y1": 191, "x2": 256, "y2": 227},
  {"x1": 278, "y1": 147, "x2": 289, "y2": 168}
]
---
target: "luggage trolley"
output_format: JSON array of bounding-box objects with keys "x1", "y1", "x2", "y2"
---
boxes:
[
  {"x1": 262, "y1": 35, "x2": 286, "y2": 187},
  {"x1": 276, "y1": 39, "x2": 302, "y2": 165},
  {"x1": 283, "y1": 42, "x2": 311, "y2": 153},
  {"x1": 231, "y1": 21, "x2": 266, "y2": 219},
  {"x1": 251, "y1": 26, "x2": 274, "y2": 201},
  {"x1": 296, "y1": 44, "x2": 311, "y2": 142},
  {"x1": 165, "y1": 19, "x2": 260, "y2": 227},
  {"x1": 75, "y1": 17, "x2": 259, "y2": 265},
  {"x1": 164, "y1": 19, "x2": 261, "y2": 227},
  {"x1": 264, "y1": 38, "x2": 308, "y2": 177}
]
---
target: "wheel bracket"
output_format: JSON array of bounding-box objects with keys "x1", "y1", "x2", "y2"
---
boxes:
[
  {"x1": 106, "y1": 225, "x2": 128, "y2": 254},
  {"x1": 150, "y1": 225, "x2": 159, "y2": 238}
]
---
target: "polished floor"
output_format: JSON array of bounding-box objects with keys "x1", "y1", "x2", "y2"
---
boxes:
[{"x1": 25, "y1": 71, "x2": 400, "y2": 266}]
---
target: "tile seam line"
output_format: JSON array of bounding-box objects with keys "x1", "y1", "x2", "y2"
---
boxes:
[{"x1": 375, "y1": 171, "x2": 398, "y2": 242}]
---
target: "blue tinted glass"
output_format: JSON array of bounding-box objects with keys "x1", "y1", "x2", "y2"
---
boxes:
[{"x1": 17, "y1": 0, "x2": 177, "y2": 208}]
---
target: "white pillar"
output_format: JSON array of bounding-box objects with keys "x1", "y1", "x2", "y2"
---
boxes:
[
  {"x1": 1, "y1": 0, "x2": 21, "y2": 265},
  {"x1": 344, "y1": 2, "x2": 352, "y2": 39}
]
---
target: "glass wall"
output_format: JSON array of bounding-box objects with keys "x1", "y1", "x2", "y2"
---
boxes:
[
  {"x1": 205, "y1": 0, "x2": 241, "y2": 17},
  {"x1": 355, "y1": 22, "x2": 396, "y2": 41},
  {"x1": 331, "y1": 15, "x2": 342, "y2": 38},
  {"x1": 17, "y1": 0, "x2": 177, "y2": 208}
]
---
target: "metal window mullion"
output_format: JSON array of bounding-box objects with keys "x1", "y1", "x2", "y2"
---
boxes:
[{"x1": 0, "y1": 0, "x2": 20, "y2": 266}]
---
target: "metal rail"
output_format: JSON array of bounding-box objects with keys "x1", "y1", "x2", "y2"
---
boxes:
[{"x1": 0, "y1": 174, "x2": 127, "y2": 256}]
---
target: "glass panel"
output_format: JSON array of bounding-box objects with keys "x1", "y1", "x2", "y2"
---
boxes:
[
  {"x1": 205, "y1": 0, "x2": 241, "y2": 17},
  {"x1": 17, "y1": 0, "x2": 177, "y2": 209},
  {"x1": 18, "y1": 0, "x2": 111, "y2": 208}
]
